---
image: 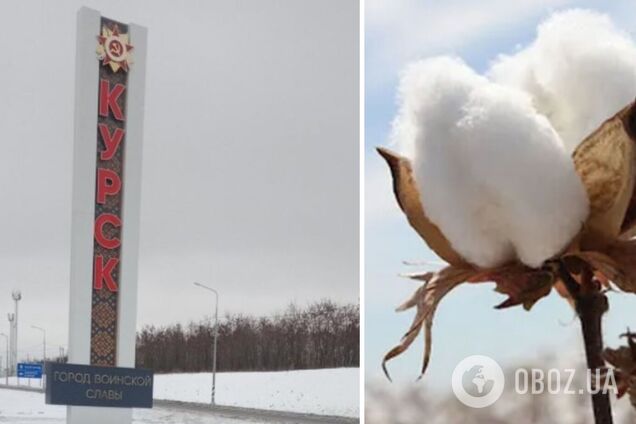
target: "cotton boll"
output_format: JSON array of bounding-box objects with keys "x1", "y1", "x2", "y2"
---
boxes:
[
  {"x1": 489, "y1": 9, "x2": 636, "y2": 153},
  {"x1": 392, "y1": 57, "x2": 589, "y2": 268},
  {"x1": 392, "y1": 57, "x2": 487, "y2": 161}
]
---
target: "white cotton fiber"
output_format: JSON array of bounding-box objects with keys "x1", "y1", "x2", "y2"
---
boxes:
[
  {"x1": 391, "y1": 57, "x2": 589, "y2": 268},
  {"x1": 489, "y1": 9, "x2": 636, "y2": 153}
]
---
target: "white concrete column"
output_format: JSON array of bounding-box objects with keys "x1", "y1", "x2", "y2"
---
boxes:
[{"x1": 67, "y1": 8, "x2": 147, "y2": 424}]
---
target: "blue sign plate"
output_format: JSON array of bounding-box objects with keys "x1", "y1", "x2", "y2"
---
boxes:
[
  {"x1": 17, "y1": 363, "x2": 43, "y2": 379},
  {"x1": 45, "y1": 362, "x2": 153, "y2": 408}
]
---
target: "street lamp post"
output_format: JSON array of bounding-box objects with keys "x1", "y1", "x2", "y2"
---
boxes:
[
  {"x1": 31, "y1": 326, "x2": 46, "y2": 388},
  {"x1": 0, "y1": 333, "x2": 7, "y2": 385},
  {"x1": 11, "y1": 290, "x2": 21, "y2": 376},
  {"x1": 6, "y1": 315, "x2": 14, "y2": 376},
  {"x1": 193, "y1": 282, "x2": 219, "y2": 406},
  {"x1": 31, "y1": 326, "x2": 46, "y2": 363}
]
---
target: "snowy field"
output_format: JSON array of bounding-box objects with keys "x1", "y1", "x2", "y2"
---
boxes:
[
  {"x1": 154, "y1": 368, "x2": 359, "y2": 417},
  {"x1": 0, "y1": 389, "x2": 269, "y2": 424},
  {"x1": 0, "y1": 368, "x2": 359, "y2": 422},
  {"x1": 3, "y1": 377, "x2": 45, "y2": 388}
]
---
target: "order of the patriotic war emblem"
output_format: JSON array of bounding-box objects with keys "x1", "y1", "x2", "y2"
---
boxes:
[{"x1": 96, "y1": 24, "x2": 133, "y2": 73}]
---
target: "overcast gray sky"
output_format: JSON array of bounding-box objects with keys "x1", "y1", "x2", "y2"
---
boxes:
[{"x1": 0, "y1": 0, "x2": 359, "y2": 360}]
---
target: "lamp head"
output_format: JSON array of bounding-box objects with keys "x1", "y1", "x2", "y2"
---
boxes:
[{"x1": 11, "y1": 290, "x2": 21, "y2": 301}]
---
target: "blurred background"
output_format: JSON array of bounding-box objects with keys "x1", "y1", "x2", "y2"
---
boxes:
[{"x1": 366, "y1": 356, "x2": 636, "y2": 423}]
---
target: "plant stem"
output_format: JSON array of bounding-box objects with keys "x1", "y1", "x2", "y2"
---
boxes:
[{"x1": 558, "y1": 260, "x2": 613, "y2": 424}]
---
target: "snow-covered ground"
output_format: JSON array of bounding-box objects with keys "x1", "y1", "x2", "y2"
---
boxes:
[
  {"x1": 3, "y1": 376, "x2": 45, "y2": 388},
  {"x1": 0, "y1": 390, "x2": 268, "y2": 424},
  {"x1": 154, "y1": 367, "x2": 359, "y2": 417},
  {"x1": 0, "y1": 367, "x2": 359, "y2": 421}
]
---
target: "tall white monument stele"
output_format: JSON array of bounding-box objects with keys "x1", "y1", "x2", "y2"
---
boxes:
[{"x1": 67, "y1": 8, "x2": 146, "y2": 424}]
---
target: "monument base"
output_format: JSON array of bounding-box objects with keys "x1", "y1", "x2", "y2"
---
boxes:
[{"x1": 68, "y1": 406, "x2": 132, "y2": 424}]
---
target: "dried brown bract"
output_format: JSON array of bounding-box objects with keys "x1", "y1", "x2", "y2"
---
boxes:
[{"x1": 604, "y1": 331, "x2": 636, "y2": 408}]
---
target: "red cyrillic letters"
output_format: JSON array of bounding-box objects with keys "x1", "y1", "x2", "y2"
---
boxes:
[
  {"x1": 93, "y1": 79, "x2": 126, "y2": 292},
  {"x1": 96, "y1": 168, "x2": 121, "y2": 204},
  {"x1": 95, "y1": 213, "x2": 121, "y2": 250},
  {"x1": 94, "y1": 255, "x2": 119, "y2": 291},
  {"x1": 99, "y1": 79, "x2": 125, "y2": 121},
  {"x1": 98, "y1": 124, "x2": 124, "y2": 161}
]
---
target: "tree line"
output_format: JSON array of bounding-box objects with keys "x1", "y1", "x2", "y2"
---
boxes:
[{"x1": 135, "y1": 300, "x2": 359, "y2": 373}]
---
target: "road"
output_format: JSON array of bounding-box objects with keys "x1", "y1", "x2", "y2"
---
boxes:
[{"x1": 0, "y1": 386, "x2": 358, "y2": 424}]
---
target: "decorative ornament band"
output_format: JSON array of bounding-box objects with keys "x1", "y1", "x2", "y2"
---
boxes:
[{"x1": 90, "y1": 16, "x2": 130, "y2": 366}]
